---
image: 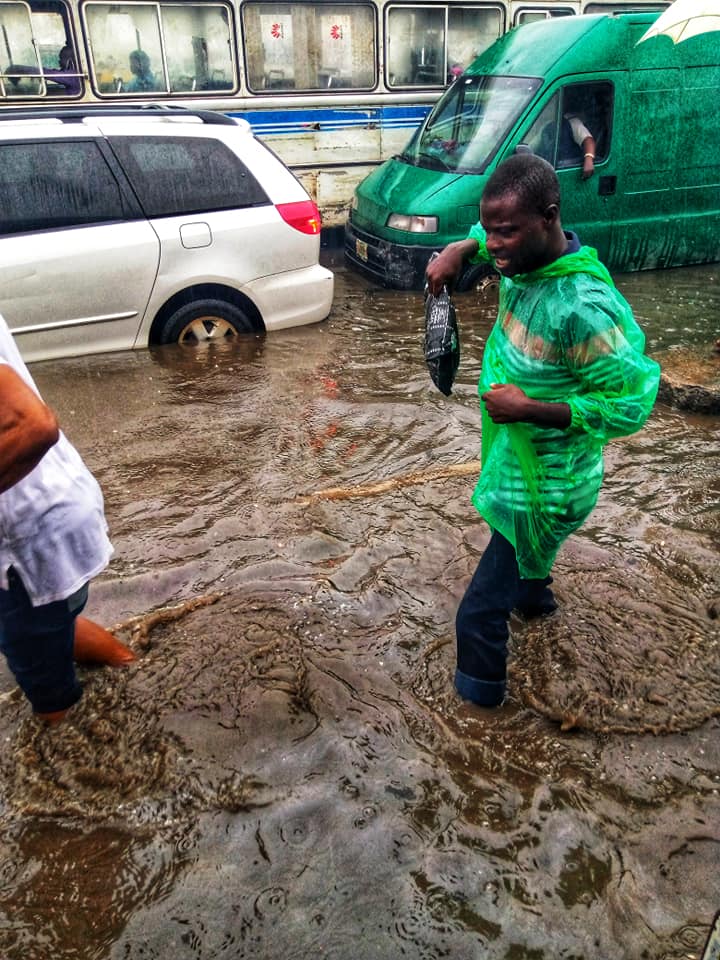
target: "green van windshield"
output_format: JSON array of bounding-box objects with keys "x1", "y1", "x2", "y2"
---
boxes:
[{"x1": 399, "y1": 75, "x2": 541, "y2": 174}]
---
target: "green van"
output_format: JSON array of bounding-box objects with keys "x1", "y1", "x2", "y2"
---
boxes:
[{"x1": 344, "y1": 11, "x2": 720, "y2": 290}]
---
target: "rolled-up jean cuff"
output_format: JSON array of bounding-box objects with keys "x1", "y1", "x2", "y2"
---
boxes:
[
  {"x1": 32, "y1": 682, "x2": 83, "y2": 716},
  {"x1": 454, "y1": 668, "x2": 506, "y2": 707}
]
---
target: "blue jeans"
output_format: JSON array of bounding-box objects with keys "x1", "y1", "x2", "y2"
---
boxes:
[
  {"x1": 0, "y1": 568, "x2": 88, "y2": 714},
  {"x1": 455, "y1": 530, "x2": 556, "y2": 706}
]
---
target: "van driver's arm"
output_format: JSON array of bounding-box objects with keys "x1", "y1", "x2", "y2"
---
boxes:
[
  {"x1": 0, "y1": 365, "x2": 59, "y2": 492},
  {"x1": 567, "y1": 115, "x2": 596, "y2": 180},
  {"x1": 580, "y1": 133, "x2": 596, "y2": 179}
]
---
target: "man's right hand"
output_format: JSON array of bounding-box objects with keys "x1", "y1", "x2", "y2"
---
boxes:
[{"x1": 425, "y1": 238, "x2": 479, "y2": 296}]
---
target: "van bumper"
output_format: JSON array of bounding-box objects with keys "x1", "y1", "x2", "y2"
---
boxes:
[{"x1": 344, "y1": 218, "x2": 441, "y2": 291}]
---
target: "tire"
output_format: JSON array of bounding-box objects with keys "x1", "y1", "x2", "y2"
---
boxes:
[
  {"x1": 158, "y1": 299, "x2": 256, "y2": 345},
  {"x1": 456, "y1": 264, "x2": 500, "y2": 295}
]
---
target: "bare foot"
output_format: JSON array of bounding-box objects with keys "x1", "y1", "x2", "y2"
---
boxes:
[
  {"x1": 74, "y1": 616, "x2": 136, "y2": 666},
  {"x1": 35, "y1": 707, "x2": 70, "y2": 725}
]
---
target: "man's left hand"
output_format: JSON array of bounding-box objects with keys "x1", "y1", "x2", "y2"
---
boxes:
[{"x1": 481, "y1": 383, "x2": 530, "y2": 423}]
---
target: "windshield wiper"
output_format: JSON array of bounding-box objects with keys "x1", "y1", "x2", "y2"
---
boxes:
[{"x1": 414, "y1": 153, "x2": 452, "y2": 172}]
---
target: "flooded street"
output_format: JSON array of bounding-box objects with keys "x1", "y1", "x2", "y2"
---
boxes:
[{"x1": 0, "y1": 256, "x2": 718, "y2": 960}]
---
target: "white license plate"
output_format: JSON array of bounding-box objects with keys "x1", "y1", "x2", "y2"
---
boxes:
[{"x1": 355, "y1": 238, "x2": 368, "y2": 262}]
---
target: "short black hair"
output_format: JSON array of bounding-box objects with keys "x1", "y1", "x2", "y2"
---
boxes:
[{"x1": 482, "y1": 154, "x2": 560, "y2": 215}]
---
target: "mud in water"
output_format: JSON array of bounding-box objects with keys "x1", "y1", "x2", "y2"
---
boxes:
[{"x1": 0, "y1": 258, "x2": 718, "y2": 960}]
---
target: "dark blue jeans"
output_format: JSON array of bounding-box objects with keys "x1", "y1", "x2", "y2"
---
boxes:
[
  {"x1": 455, "y1": 530, "x2": 556, "y2": 706},
  {"x1": 0, "y1": 568, "x2": 87, "y2": 714}
]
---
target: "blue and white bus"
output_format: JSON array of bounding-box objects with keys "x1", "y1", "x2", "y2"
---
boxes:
[{"x1": 0, "y1": 0, "x2": 666, "y2": 227}]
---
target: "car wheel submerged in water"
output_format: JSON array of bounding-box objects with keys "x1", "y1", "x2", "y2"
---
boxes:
[{"x1": 158, "y1": 300, "x2": 256, "y2": 345}]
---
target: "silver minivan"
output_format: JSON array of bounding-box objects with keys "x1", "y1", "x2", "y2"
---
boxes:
[{"x1": 0, "y1": 106, "x2": 334, "y2": 362}]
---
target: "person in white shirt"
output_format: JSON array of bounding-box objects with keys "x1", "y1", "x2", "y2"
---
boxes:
[{"x1": 0, "y1": 313, "x2": 134, "y2": 724}]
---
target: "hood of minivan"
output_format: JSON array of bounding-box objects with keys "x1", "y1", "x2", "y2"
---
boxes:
[{"x1": 354, "y1": 158, "x2": 467, "y2": 236}]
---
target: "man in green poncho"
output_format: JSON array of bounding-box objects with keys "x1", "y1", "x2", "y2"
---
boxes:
[{"x1": 426, "y1": 153, "x2": 660, "y2": 709}]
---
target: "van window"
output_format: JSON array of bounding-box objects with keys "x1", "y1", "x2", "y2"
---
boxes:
[
  {"x1": 0, "y1": 139, "x2": 132, "y2": 234},
  {"x1": 242, "y1": 3, "x2": 376, "y2": 92},
  {"x1": 523, "y1": 82, "x2": 613, "y2": 168},
  {"x1": 108, "y1": 135, "x2": 270, "y2": 217},
  {"x1": 402, "y1": 74, "x2": 541, "y2": 173}
]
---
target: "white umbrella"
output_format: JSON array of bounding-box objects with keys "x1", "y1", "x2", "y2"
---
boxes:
[{"x1": 637, "y1": 0, "x2": 720, "y2": 43}]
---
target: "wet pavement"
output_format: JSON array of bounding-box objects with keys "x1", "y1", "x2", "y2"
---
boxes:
[{"x1": 0, "y1": 256, "x2": 718, "y2": 960}]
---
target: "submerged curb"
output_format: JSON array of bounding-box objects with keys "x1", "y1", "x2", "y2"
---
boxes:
[{"x1": 656, "y1": 350, "x2": 720, "y2": 414}]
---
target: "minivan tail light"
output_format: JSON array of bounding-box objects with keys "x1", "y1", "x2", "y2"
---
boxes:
[{"x1": 276, "y1": 200, "x2": 322, "y2": 235}]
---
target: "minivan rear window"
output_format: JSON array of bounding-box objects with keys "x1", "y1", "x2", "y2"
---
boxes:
[{"x1": 109, "y1": 135, "x2": 270, "y2": 217}]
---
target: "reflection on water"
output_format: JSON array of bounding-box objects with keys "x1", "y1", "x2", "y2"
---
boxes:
[{"x1": 0, "y1": 260, "x2": 718, "y2": 959}]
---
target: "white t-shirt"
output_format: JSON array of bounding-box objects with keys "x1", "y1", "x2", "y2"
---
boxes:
[
  {"x1": 564, "y1": 114, "x2": 592, "y2": 148},
  {"x1": 0, "y1": 315, "x2": 113, "y2": 605}
]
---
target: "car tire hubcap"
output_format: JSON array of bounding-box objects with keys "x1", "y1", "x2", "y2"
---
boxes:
[{"x1": 179, "y1": 315, "x2": 238, "y2": 344}]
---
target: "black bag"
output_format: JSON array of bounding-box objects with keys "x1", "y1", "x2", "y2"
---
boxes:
[{"x1": 424, "y1": 285, "x2": 460, "y2": 396}]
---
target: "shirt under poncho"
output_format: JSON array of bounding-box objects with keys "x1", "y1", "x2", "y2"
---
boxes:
[{"x1": 466, "y1": 222, "x2": 661, "y2": 579}]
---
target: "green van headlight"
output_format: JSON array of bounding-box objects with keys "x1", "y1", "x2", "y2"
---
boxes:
[{"x1": 387, "y1": 213, "x2": 439, "y2": 234}]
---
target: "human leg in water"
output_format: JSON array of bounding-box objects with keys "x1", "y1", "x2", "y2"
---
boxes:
[
  {"x1": 37, "y1": 618, "x2": 135, "y2": 724},
  {"x1": 455, "y1": 529, "x2": 555, "y2": 706}
]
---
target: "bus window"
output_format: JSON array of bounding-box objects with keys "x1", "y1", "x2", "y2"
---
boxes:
[
  {"x1": 0, "y1": 1, "x2": 43, "y2": 95},
  {"x1": 242, "y1": 3, "x2": 376, "y2": 93},
  {"x1": 583, "y1": 2, "x2": 667, "y2": 11},
  {"x1": 160, "y1": 3, "x2": 235, "y2": 93},
  {"x1": 85, "y1": 2, "x2": 164, "y2": 94},
  {"x1": 386, "y1": 5, "x2": 444, "y2": 87},
  {"x1": 387, "y1": 4, "x2": 504, "y2": 88},
  {"x1": 447, "y1": 6, "x2": 503, "y2": 81},
  {"x1": 514, "y1": 8, "x2": 575, "y2": 25},
  {"x1": 0, "y1": 1, "x2": 81, "y2": 99}
]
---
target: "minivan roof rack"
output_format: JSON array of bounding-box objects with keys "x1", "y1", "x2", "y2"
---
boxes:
[{"x1": 0, "y1": 103, "x2": 237, "y2": 125}]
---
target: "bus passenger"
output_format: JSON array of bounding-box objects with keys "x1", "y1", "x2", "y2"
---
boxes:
[
  {"x1": 6, "y1": 44, "x2": 81, "y2": 96},
  {"x1": 127, "y1": 49, "x2": 157, "y2": 93}
]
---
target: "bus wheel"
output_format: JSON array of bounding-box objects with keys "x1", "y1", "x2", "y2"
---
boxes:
[
  {"x1": 457, "y1": 265, "x2": 499, "y2": 295},
  {"x1": 158, "y1": 299, "x2": 256, "y2": 345}
]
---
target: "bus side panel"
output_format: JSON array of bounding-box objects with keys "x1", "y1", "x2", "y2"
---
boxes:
[
  {"x1": 609, "y1": 66, "x2": 683, "y2": 271},
  {"x1": 675, "y1": 63, "x2": 720, "y2": 267}
]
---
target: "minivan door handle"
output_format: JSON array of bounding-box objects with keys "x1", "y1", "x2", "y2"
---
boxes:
[{"x1": 598, "y1": 175, "x2": 617, "y2": 197}]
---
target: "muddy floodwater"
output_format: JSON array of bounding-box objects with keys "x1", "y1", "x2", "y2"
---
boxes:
[{"x1": 0, "y1": 257, "x2": 718, "y2": 960}]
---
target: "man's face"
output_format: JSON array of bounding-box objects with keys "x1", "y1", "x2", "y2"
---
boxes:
[{"x1": 480, "y1": 192, "x2": 556, "y2": 277}]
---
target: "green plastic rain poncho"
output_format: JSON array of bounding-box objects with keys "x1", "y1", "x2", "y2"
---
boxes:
[{"x1": 466, "y1": 223, "x2": 661, "y2": 579}]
